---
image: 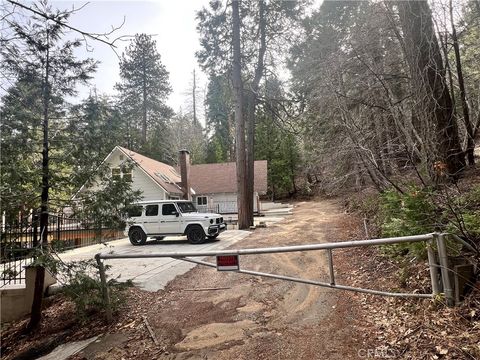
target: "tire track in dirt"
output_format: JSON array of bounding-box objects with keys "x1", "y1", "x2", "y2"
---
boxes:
[{"x1": 140, "y1": 200, "x2": 359, "y2": 360}]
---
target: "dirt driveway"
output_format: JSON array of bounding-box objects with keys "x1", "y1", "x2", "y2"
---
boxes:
[{"x1": 80, "y1": 199, "x2": 360, "y2": 360}]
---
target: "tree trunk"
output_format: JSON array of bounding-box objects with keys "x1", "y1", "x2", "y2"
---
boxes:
[
  {"x1": 398, "y1": 0, "x2": 465, "y2": 180},
  {"x1": 449, "y1": 0, "x2": 475, "y2": 166},
  {"x1": 232, "y1": 0, "x2": 248, "y2": 229},
  {"x1": 193, "y1": 68, "x2": 197, "y2": 125},
  {"x1": 28, "y1": 29, "x2": 50, "y2": 332},
  {"x1": 26, "y1": 266, "x2": 46, "y2": 333},
  {"x1": 142, "y1": 62, "x2": 147, "y2": 144},
  {"x1": 245, "y1": 93, "x2": 255, "y2": 225},
  {"x1": 245, "y1": 0, "x2": 267, "y2": 226}
]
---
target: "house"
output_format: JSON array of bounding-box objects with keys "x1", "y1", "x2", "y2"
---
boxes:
[
  {"x1": 190, "y1": 161, "x2": 267, "y2": 213},
  {"x1": 76, "y1": 146, "x2": 268, "y2": 214}
]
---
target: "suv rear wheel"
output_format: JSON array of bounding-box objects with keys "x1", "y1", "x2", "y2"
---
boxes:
[
  {"x1": 129, "y1": 227, "x2": 147, "y2": 246},
  {"x1": 187, "y1": 225, "x2": 206, "y2": 244}
]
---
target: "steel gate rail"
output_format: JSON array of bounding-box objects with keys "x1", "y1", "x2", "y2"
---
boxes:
[{"x1": 95, "y1": 232, "x2": 461, "y2": 321}]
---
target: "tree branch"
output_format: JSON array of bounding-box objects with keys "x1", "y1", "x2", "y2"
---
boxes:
[{"x1": 6, "y1": 0, "x2": 125, "y2": 49}]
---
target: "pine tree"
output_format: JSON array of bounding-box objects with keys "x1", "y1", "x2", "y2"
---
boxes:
[
  {"x1": 197, "y1": 0, "x2": 306, "y2": 228},
  {"x1": 1, "y1": 0, "x2": 96, "y2": 331},
  {"x1": 66, "y1": 95, "x2": 125, "y2": 188},
  {"x1": 116, "y1": 34, "x2": 173, "y2": 151},
  {"x1": 204, "y1": 74, "x2": 234, "y2": 163},
  {"x1": 255, "y1": 79, "x2": 300, "y2": 199}
]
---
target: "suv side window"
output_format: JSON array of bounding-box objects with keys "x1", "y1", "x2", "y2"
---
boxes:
[
  {"x1": 162, "y1": 203, "x2": 177, "y2": 216},
  {"x1": 145, "y1": 205, "x2": 159, "y2": 216}
]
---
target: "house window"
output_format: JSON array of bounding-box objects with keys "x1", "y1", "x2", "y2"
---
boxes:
[
  {"x1": 145, "y1": 205, "x2": 159, "y2": 216},
  {"x1": 112, "y1": 167, "x2": 132, "y2": 182},
  {"x1": 112, "y1": 168, "x2": 121, "y2": 181},
  {"x1": 197, "y1": 196, "x2": 207, "y2": 206},
  {"x1": 162, "y1": 203, "x2": 177, "y2": 216},
  {"x1": 123, "y1": 169, "x2": 132, "y2": 182}
]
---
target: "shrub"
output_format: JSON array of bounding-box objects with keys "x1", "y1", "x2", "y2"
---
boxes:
[
  {"x1": 32, "y1": 251, "x2": 131, "y2": 322},
  {"x1": 376, "y1": 184, "x2": 480, "y2": 259},
  {"x1": 62, "y1": 261, "x2": 131, "y2": 322},
  {"x1": 378, "y1": 187, "x2": 438, "y2": 258}
]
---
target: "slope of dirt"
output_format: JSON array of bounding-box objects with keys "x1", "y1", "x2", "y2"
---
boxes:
[
  {"x1": 137, "y1": 200, "x2": 359, "y2": 360},
  {"x1": 2, "y1": 200, "x2": 365, "y2": 359}
]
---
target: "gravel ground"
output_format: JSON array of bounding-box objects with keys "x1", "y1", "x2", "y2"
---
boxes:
[{"x1": 2, "y1": 199, "x2": 364, "y2": 360}]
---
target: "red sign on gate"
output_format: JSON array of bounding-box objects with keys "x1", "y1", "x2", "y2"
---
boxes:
[{"x1": 216, "y1": 254, "x2": 239, "y2": 271}]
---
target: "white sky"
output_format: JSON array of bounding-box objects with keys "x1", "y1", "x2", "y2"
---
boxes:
[{"x1": 53, "y1": 0, "x2": 211, "y2": 118}]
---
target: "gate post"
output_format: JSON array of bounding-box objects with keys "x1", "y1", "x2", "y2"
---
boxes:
[
  {"x1": 426, "y1": 240, "x2": 439, "y2": 296},
  {"x1": 435, "y1": 233, "x2": 454, "y2": 306},
  {"x1": 326, "y1": 249, "x2": 335, "y2": 285}
]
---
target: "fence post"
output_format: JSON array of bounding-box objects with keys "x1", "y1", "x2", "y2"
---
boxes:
[
  {"x1": 435, "y1": 233, "x2": 454, "y2": 306},
  {"x1": 56, "y1": 216, "x2": 61, "y2": 242},
  {"x1": 427, "y1": 240, "x2": 439, "y2": 296},
  {"x1": 95, "y1": 254, "x2": 113, "y2": 322},
  {"x1": 326, "y1": 249, "x2": 335, "y2": 285},
  {"x1": 33, "y1": 214, "x2": 39, "y2": 248}
]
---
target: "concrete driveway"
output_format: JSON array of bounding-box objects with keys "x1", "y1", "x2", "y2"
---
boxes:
[{"x1": 59, "y1": 230, "x2": 250, "y2": 292}]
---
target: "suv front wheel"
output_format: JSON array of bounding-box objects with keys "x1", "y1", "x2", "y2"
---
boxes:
[
  {"x1": 129, "y1": 227, "x2": 147, "y2": 246},
  {"x1": 187, "y1": 225, "x2": 206, "y2": 244}
]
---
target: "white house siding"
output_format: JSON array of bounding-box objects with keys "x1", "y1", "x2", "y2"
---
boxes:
[
  {"x1": 195, "y1": 192, "x2": 259, "y2": 214},
  {"x1": 77, "y1": 148, "x2": 168, "y2": 201},
  {"x1": 130, "y1": 167, "x2": 168, "y2": 201}
]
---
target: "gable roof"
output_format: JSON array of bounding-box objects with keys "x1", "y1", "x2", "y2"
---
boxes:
[
  {"x1": 117, "y1": 146, "x2": 183, "y2": 195},
  {"x1": 190, "y1": 160, "x2": 268, "y2": 195}
]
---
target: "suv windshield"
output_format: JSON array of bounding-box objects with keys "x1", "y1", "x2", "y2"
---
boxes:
[{"x1": 177, "y1": 202, "x2": 197, "y2": 213}]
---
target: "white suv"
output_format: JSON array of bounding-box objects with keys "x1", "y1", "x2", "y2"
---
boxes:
[{"x1": 126, "y1": 200, "x2": 226, "y2": 245}]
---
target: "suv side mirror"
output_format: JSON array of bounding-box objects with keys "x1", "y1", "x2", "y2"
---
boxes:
[{"x1": 171, "y1": 211, "x2": 179, "y2": 217}]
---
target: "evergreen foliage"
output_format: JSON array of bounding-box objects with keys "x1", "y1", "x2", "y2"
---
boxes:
[{"x1": 115, "y1": 33, "x2": 173, "y2": 156}]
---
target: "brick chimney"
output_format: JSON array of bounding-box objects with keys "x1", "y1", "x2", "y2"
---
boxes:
[{"x1": 179, "y1": 149, "x2": 191, "y2": 200}]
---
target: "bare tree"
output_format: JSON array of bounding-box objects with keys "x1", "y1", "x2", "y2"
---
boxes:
[{"x1": 448, "y1": 0, "x2": 475, "y2": 166}]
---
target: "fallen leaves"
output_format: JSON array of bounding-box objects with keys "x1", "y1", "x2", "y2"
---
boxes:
[{"x1": 335, "y1": 214, "x2": 480, "y2": 360}]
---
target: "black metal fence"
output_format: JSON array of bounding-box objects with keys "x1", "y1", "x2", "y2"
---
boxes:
[{"x1": 1, "y1": 213, "x2": 125, "y2": 286}]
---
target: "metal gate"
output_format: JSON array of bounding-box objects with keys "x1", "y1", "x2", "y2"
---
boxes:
[
  {"x1": 1, "y1": 213, "x2": 124, "y2": 286},
  {"x1": 95, "y1": 232, "x2": 471, "y2": 321}
]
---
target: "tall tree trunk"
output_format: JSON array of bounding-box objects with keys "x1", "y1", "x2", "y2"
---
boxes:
[
  {"x1": 28, "y1": 29, "x2": 50, "y2": 332},
  {"x1": 449, "y1": 0, "x2": 475, "y2": 166},
  {"x1": 142, "y1": 63, "x2": 147, "y2": 144},
  {"x1": 398, "y1": 0, "x2": 465, "y2": 180},
  {"x1": 232, "y1": 0, "x2": 248, "y2": 229},
  {"x1": 245, "y1": 0, "x2": 267, "y2": 226},
  {"x1": 193, "y1": 68, "x2": 197, "y2": 125}
]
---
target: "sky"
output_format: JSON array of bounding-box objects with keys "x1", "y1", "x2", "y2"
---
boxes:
[{"x1": 52, "y1": 0, "x2": 211, "y2": 119}]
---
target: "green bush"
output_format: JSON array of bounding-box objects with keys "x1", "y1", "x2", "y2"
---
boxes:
[
  {"x1": 32, "y1": 252, "x2": 131, "y2": 322},
  {"x1": 378, "y1": 187, "x2": 438, "y2": 258},
  {"x1": 444, "y1": 186, "x2": 480, "y2": 240},
  {"x1": 62, "y1": 263, "x2": 130, "y2": 322},
  {"x1": 376, "y1": 184, "x2": 480, "y2": 259}
]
